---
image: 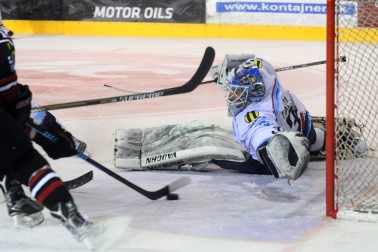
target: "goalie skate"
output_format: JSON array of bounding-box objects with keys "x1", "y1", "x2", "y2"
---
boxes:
[{"x1": 312, "y1": 116, "x2": 369, "y2": 160}]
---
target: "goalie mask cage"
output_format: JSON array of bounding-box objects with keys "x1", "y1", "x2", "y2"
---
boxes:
[{"x1": 326, "y1": 0, "x2": 378, "y2": 220}]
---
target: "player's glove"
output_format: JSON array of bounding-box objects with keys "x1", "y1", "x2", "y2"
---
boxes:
[
  {"x1": 33, "y1": 126, "x2": 78, "y2": 159},
  {"x1": 30, "y1": 111, "x2": 82, "y2": 159}
]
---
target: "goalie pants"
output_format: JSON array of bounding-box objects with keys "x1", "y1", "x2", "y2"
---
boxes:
[
  {"x1": 0, "y1": 110, "x2": 72, "y2": 210},
  {"x1": 212, "y1": 156, "x2": 272, "y2": 175}
]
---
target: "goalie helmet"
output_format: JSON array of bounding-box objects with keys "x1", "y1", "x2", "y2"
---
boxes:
[{"x1": 224, "y1": 59, "x2": 266, "y2": 116}]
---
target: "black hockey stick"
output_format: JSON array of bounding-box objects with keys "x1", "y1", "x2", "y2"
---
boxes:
[
  {"x1": 274, "y1": 56, "x2": 346, "y2": 72},
  {"x1": 199, "y1": 56, "x2": 347, "y2": 85},
  {"x1": 26, "y1": 122, "x2": 191, "y2": 200},
  {"x1": 64, "y1": 171, "x2": 93, "y2": 190},
  {"x1": 32, "y1": 46, "x2": 216, "y2": 111},
  {"x1": 76, "y1": 152, "x2": 191, "y2": 200}
]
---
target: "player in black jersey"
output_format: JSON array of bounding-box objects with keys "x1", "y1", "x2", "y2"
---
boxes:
[{"x1": 0, "y1": 30, "x2": 99, "y2": 246}]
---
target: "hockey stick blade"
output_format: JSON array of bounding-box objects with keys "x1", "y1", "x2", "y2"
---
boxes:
[
  {"x1": 32, "y1": 47, "x2": 215, "y2": 111},
  {"x1": 169, "y1": 176, "x2": 191, "y2": 193},
  {"x1": 64, "y1": 171, "x2": 93, "y2": 190},
  {"x1": 77, "y1": 153, "x2": 191, "y2": 200}
]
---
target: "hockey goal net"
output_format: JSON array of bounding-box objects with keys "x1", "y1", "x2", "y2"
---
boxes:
[{"x1": 326, "y1": 0, "x2": 378, "y2": 220}]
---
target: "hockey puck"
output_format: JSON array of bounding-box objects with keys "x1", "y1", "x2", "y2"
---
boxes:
[{"x1": 166, "y1": 193, "x2": 179, "y2": 200}]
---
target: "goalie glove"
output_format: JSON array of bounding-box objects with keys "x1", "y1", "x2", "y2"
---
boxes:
[{"x1": 257, "y1": 131, "x2": 310, "y2": 183}]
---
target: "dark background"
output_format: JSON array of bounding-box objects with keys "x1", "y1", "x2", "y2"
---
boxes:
[{"x1": 0, "y1": 0, "x2": 206, "y2": 23}]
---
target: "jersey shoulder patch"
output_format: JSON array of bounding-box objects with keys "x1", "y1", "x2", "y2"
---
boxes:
[
  {"x1": 244, "y1": 111, "x2": 259, "y2": 123},
  {"x1": 253, "y1": 59, "x2": 263, "y2": 68}
]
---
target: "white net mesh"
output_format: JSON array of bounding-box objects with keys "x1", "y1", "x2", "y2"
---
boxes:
[{"x1": 335, "y1": 0, "x2": 378, "y2": 215}]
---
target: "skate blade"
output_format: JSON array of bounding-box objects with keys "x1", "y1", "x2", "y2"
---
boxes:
[
  {"x1": 83, "y1": 216, "x2": 131, "y2": 251},
  {"x1": 13, "y1": 212, "x2": 44, "y2": 228}
]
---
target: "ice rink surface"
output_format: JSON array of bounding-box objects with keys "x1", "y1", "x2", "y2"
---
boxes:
[{"x1": 1, "y1": 35, "x2": 378, "y2": 252}]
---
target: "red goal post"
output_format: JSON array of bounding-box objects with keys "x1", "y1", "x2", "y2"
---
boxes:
[{"x1": 326, "y1": 0, "x2": 378, "y2": 220}]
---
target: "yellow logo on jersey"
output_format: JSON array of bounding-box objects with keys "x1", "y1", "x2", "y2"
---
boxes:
[
  {"x1": 244, "y1": 111, "x2": 259, "y2": 123},
  {"x1": 253, "y1": 59, "x2": 263, "y2": 68},
  {"x1": 6, "y1": 42, "x2": 15, "y2": 57}
]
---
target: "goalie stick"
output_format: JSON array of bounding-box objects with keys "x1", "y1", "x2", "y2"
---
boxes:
[
  {"x1": 274, "y1": 55, "x2": 346, "y2": 72},
  {"x1": 199, "y1": 56, "x2": 347, "y2": 85},
  {"x1": 26, "y1": 121, "x2": 191, "y2": 200},
  {"x1": 64, "y1": 171, "x2": 93, "y2": 190},
  {"x1": 32, "y1": 46, "x2": 216, "y2": 111}
]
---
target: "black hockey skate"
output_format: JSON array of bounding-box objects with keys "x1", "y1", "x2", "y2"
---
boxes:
[
  {"x1": 51, "y1": 201, "x2": 104, "y2": 249},
  {"x1": 0, "y1": 24, "x2": 13, "y2": 36},
  {"x1": 4, "y1": 184, "x2": 44, "y2": 228}
]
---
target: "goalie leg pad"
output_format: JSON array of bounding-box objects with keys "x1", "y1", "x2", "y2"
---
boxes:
[
  {"x1": 113, "y1": 128, "x2": 143, "y2": 170},
  {"x1": 257, "y1": 132, "x2": 310, "y2": 181},
  {"x1": 113, "y1": 121, "x2": 249, "y2": 170}
]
